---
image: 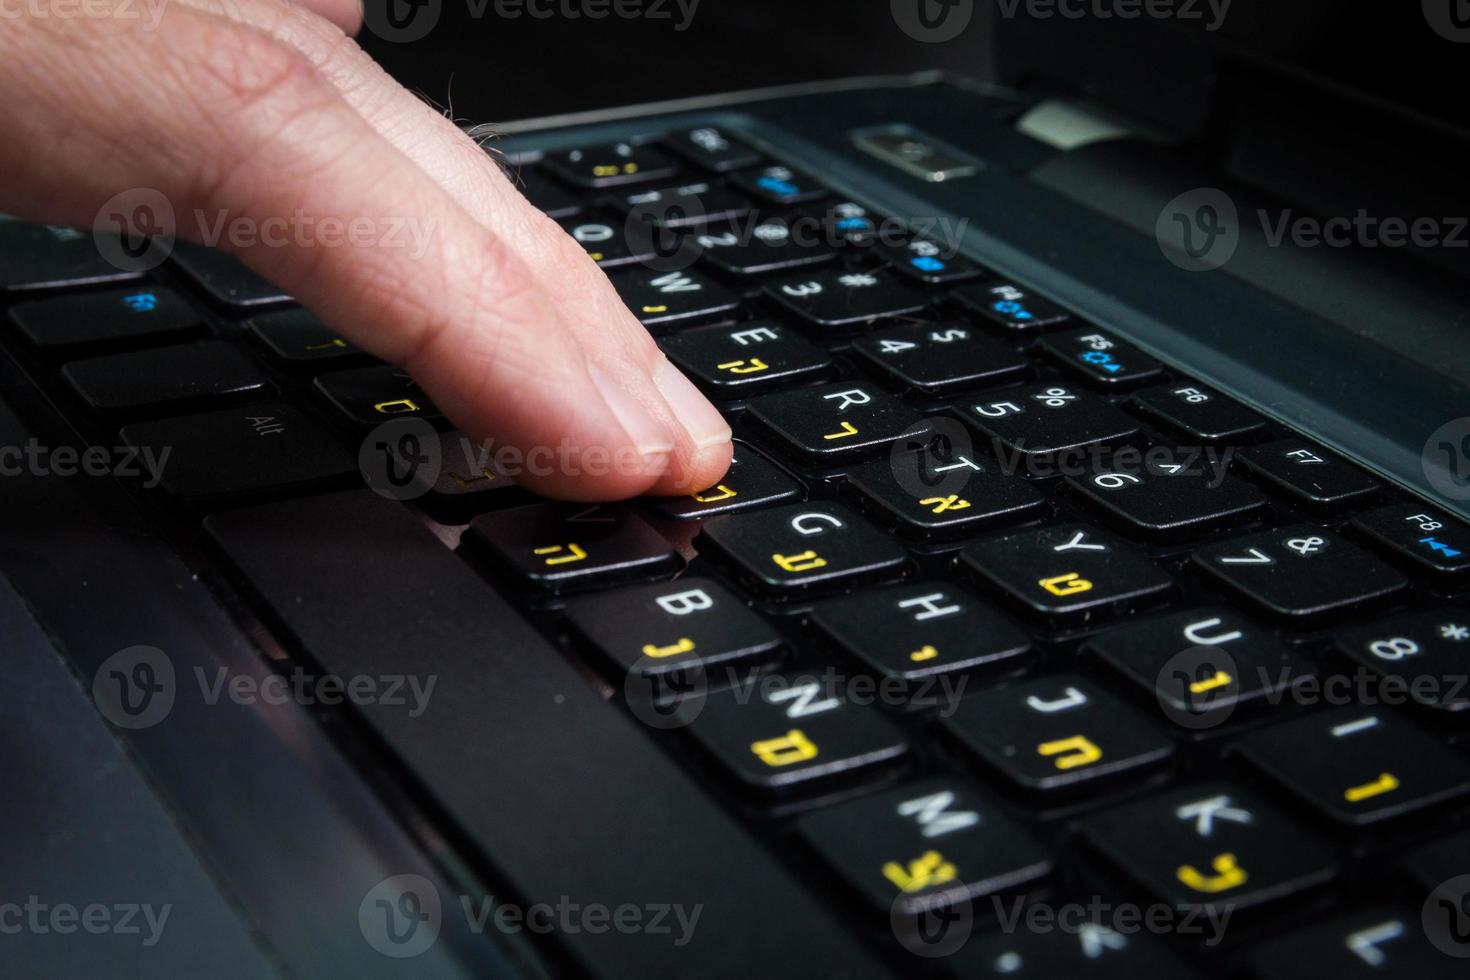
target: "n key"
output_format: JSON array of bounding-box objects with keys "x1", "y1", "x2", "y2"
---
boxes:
[{"x1": 468, "y1": 503, "x2": 678, "y2": 593}]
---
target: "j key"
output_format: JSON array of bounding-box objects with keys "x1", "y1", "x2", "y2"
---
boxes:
[
  {"x1": 0, "y1": 220, "x2": 141, "y2": 293},
  {"x1": 1192, "y1": 526, "x2": 1406, "y2": 622},
  {"x1": 1040, "y1": 329, "x2": 1164, "y2": 387},
  {"x1": 314, "y1": 366, "x2": 441, "y2": 426},
  {"x1": 61, "y1": 340, "x2": 270, "y2": 414},
  {"x1": 7, "y1": 286, "x2": 199, "y2": 353},
  {"x1": 510, "y1": 165, "x2": 583, "y2": 218},
  {"x1": 564, "y1": 578, "x2": 783, "y2": 680},
  {"x1": 660, "y1": 321, "x2": 833, "y2": 398},
  {"x1": 557, "y1": 211, "x2": 656, "y2": 268},
  {"x1": 764, "y1": 268, "x2": 929, "y2": 330},
  {"x1": 1129, "y1": 382, "x2": 1266, "y2": 443},
  {"x1": 1236, "y1": 439, "x2": 1382, "y2": 508},
  {"x1": 541, "y1": 141, "x2": 681, "y2": 189},
  {"x1": 1065, "y1": 450, "x2": 1266, "y2": 540},
  {"x1": 943, "y1": 675, "x2": 1173, "y2": 793},
  {"x1": 1352, "y1": 504, "x2": 1470, "y2": 577},
  {"x1": 879, "y1": 237, "x2": 984, "y2": 284},
  {"x1": 953, "y1": 281, "x2": 1074, "y2": 333},
  {"x1": 1335, "y1": 609, "x2": 1470, "y2": 715},
  {"x1": 610, "y1": 266, "x2": 739, "y2": 327},
  {"x1": 811, "y1": 582, "x2": 1031, "y2": 690},
  {"x1": 468, "y1": 503, "x2": 678, "y2": 592},
  {"x1": 614, "y1": 180, "x2": 751, "y2": 228},
  {"x1": 169, "y1": 242, "x2": 291, "y2": 308},
  {"x1": 119, "y1": 402, "x2": 354, "y2": 503},
  {"x1": 1253, "y1": 909, "x2": 1462, "y2": 980},
  {"x1": 1234, "y1": 708, "x2": 1470, "y2": 825},
  {"x1": 699, "y1": 502, "x2": 907, "y2": 597},
  {"x1": 693, "y1": 216, "x2": 835, "y2": 277},
  {"x1": 960, "y1": 384, "x2": 1142, "y2": 464},
  {"x1": 851, "y1": 322, "x2": 1029, "y2": 396},
  {"x1": 646, "y1": 443, "x2": 801, "y2": 520},
  {"x1": 663, "y1": 126, "x2": 763, "y2": 172},
  {"x1": 845, "y1": 444, "x2": 1046, "y2": 539},
  {"x1": 728, "y1": 164, "x2": 828, "y2": 206},
  {"x1": 1085, "y1": 784, "x2": 1336, "y2": 913},
  {"x1": 798, "y1": 779, "x2": 1051, "y2": 914},
  {"x1": 961, "y1": 524, "x2": 1173, "y2": 622},
  {"x1": 1087, "y1": 608, "x2": 1314, "y2": 725},
  {"x1": 247, "y1": 308, "x2": 364, "y2": 366},
  {"x1": 747, "y1": 382, "x2": 930, "y2": 463},
  {"x1": 687, "y1": 673, "x2": 908, "y2": 791},
  {"x1": 950, "y1": 922, "x2": 1195, "y2": 977}
]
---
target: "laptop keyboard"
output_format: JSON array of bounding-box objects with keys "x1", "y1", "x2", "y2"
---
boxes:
[{"x1": 3, "y1": 124, "x2": 1470, "y2": 977}]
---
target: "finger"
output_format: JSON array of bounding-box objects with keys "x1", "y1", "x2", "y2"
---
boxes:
[{"x1": 288, "y1": 0, "x2": 362, "y2": 34}]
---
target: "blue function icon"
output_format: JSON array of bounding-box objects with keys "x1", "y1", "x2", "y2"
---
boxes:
[{"x1": 122, "y1": 291, "x2": 159, "y2": 313}]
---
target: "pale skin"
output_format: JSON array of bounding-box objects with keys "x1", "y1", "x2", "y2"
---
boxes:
[{"x1": 0, "y1": 0, "x2": 734, "y2": 499}]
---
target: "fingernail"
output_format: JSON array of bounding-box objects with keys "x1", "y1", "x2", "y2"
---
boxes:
[
  {"x1": 590, "y1": 365, "x2": 675, "y2": 459},
  {"x1": 654, "y1": 357, "x2": 731, "y2": 451}
]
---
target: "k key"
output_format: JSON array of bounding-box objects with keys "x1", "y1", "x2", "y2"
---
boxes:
[{"x1": 699, "y1": 502, "x2": 907, "y2": 597}]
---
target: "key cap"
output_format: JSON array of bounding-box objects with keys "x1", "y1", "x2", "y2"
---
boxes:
[
  {"x1": 961, "y1": 524, "x2": 1173, "y2": 623},
  {"x1": 1192, "y1": 526, "x2": 1406, "y2": 622},
  {"x1": 645, "y1": 443, "x2": 801, "y2": 520},
  {"x1": 1236, "y1": 439, "x2": 1382, "y2": 508},
  {"x1": 806, "y1": 199, "x2": 882, "y2": 247},
  {"x1": 844, "y1": 442, "x2": 1046, "y2": 539},
  {"x1": 1352, "y1": 504, "x2": 1470, "y2": 577},
  {"x1": 1402, "y1": 829, "x2": 1470, "y2": 893},
  {"x1": 693, "y1": 215, "x2": 835, "y2": 277},
  {"x1": 660, "y1": 320, "x2": 833, "y2": 397},
  {"x1": 557, "y1": 211, "x2": 657, "y2": 268},
  {"x1": 747, "y1": 381, "x2": 930, "y2": 464},
  {"x1": 0, "y1": 220, "x2": 141, "y2": 293},
  {"x1": 564, "y1": 578, "x2": 783, "y2": 680},
  {"x1": 959, "y1": 384, "x2": 1142, "y2": 467},
  {"x1": 202, "y1": 491, "x2": 883, "y2": 977},
  {"x1": 798, "y1": 779, "x2": 1051, "y2": 914},
  {"x1": 1085, "y1": 784, "x2": 1336, "y2": 913},
  {"x1": 851, "y1": 321, "x2": 1029, "y2": 396},
  {"x1": 1129, "y1": 382, "x2": 1266, "y2": 443},
  {"x1": 1064, "y1": 448, "x2": 1266, "y2": 541},
  {"x1": 1234, "y1": 708, "x2": 1470, "y2": 824},
  {"x1": 541, "y1": 141, "x2": 681, "y2": 188},
  {"x1": 1040, "y1": 329, "x2": 1164, "y2": 387},
  {"x1": 1335, "y1": 609, "x2": 1470, "y2": 715},
  {"x1": 247, "y1": 308, "x2": 365, "y2": 366},
  {"x1": 614, "y1": 180, "x2": 752, "y2": 228},
  {"x1": 687, "y1": 672, "x2": 908, "y2": 791},
  {"x1": 764, "y1": 268, "x2": 929, "y2": 330},
  {"x1": 951, "y1": 921, "x2": 1197, "y2": 977},
  {"x1": 943, "y1": 675, "x2": 1174, "y2": 793},
  {"x1": 510, "y1": 165, "x2": 583, "y2": 218},
  {"x1": 728, "y1": 164, "x2": 828, "y2": 205},
  {"x1": 811, "y1": 582, "x2": 1031, "y2": 690},
  {"x1": 1253, "y1": 908, "x2": 1461, "y2": 979},
  {"x1": 879, "y1": 236, "x2": 984, "y2": 284},
  {"x1": 314, "y1": 366, "x2": 441, "y2": 426},
  {"x1": 609, "y1": 265, "x2": 739, "y2": 327},
  {"x1": 7, "y1": 286, "x2": 200, "y2": 353},
  {"x1": 468, "y1": 503, "x2": 678, "y2": 593},
  {"x1": 169, "y1": 242, "x2": 291, "y2": 308},
  {"x1": 119, "y1": 402, "x2": 354, "y2": 503},
  {"x1": 953, "y1": 281, "x2": 1074, "y2": 332},
  {"x1": 380, "y1": 429, "x2": 524, "y2": 521},
  {"x1": 61, "y1": 340, "x2": 271, "y2": 414},
  {"x1": 699, "y1": 502, "x2": 907, "y2": 597},
  {"x1": 663, "y1": 126, "x2": 763, "y2": 172}
]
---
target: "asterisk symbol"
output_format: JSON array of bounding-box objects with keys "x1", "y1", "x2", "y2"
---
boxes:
[
  {"x1": 838, "y1": 273, "x2": 879, "y2": 288},
  {"x1": 1440, "y1": 624, "x2": 1470, "y2": 642}
]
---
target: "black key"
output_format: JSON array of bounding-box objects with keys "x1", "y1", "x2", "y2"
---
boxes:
[
  {"x1": 7, "y1": 286, "x2": 200, "y2": 353},
  {"x1": 879, "y1": 237, "x2": 984, "y2": 284},
  {"x1": 660, "y1": 321, "x2": 832, "y2": 397},
  {"x1": 747, "y1": 381, "x2": 930, "y2": 463},
  {"x1": 247, "y1": 308, "x2": 364, "y2": 366},
  {"x1": 119, "y1": 402, "x2": 354, "y2": 502},
  {"x1": 382, "y1": 429, "x2": 524, "y2": 520},
  {"x1": 468, "y1": 503, "x2": 678, "y2": 593},
  {"x1": 687, "y1": 672, "x2": 908, "y2": 791},
  {"x1": 202, "y1": 491, "x2": 883, "y2": 977},
  {"x1": 728, "y1": 164, "x2": 828, "y2": 205},
  {"x1": 953, "y1": 281, "x2": 1074, "y2": 332},
  {"x1": 1253, "y1": 908, "x2": 1461, "y2": 980},
  {"x1": 798, "y1": 779, "x2": 1051, "y2": 913},
  {"x1": 1129, "y1": 382, "x2": 1266, "y2": 443},
  {"x1": 1085, "y1": 784, "x2": 1336, "y2": 913},
  {"x1": 699, "y1": 502, "x2": 907, "y2": 597},
  {"x1": 1352, "y1": 504, "x2": 1470, "y2": 577},
  {"x1": 609, "y1": 265, "x2": 739, "y2": 327},
  {"x1": 646, "y1": 443, "x2": 801, "y2": 520},
  {"x1": 557, "y1": 211, "x2": 656, "y2": 268},
  {"x1": 693, "y1": 215, "x2": 835, "y2": 277},
  {"x1": 541, "y1": 141, "x2": 681, "y2": 189},
  {"x1": 811, "y1": 582, "x2": 1031, "y2": 689},
  {"x1": 61, "y1": 340, "x2": 270, "y2": 414},
  {"x1": 314, "y1": 366, "x2": 441, "y2": 426},
  {"x1": 845, "y1": 443, "x2": 1046, "y2": 539},
  {"x1": 763, "y1": 268, "x2": 928, "y2": 330},
  {"x1": 1040, "y1": 329, "x2": 1164, "y2": 387},
  {"x1": 614, "y1": 180, "x2": 751, "y2": 228},
  {"x1": 1402, "y1": 829, "x2": 1470, "y2": 893},
  {"x1": 851, "y1": 321, "x2": 1029, "y2": 396},
  {"x1": 961, "y1": 524, "x2": 1173, "y2": 623},
  {"x1": 1335, "y1": 609, "x2": 1470, "y2": 715},
  {"x1": 564, "y1": 577, "x2": 783, "y2": 679},
  {"x1": 943, "y1": 675, "x2": 1173, "y2": 793},
  {"x1": 1064, "y1": 448, "x2": 1266, "y2": 540},
  {"x1": 959, "y1": 384, "x2": 1142, "y2": 466},
  {"x1": 510, "y1": 165, "x2": 583, "y2": 218},
  {"x1": 663, "y1": 126, "x2": 763, "y2": 172},
  {"x1": 1192, "y1": 526, "x2": 1406, "y2": 622},
  {"x1": 169, "y1": 242, "x2": 290, "y2": 308},
  {"x1": 0, "y1": 220, "x2": 141, "y2": 293},
  {"x1": 1236, "y1": 439, "x2": 1382, "y2": 508},
  {"x1": 1234, "y1": 708, "x2": 1470, "y2": 825},
  {"x1": 951, "y1": 921, "x2": 1196, "y2": 977},
  {"x1": 806, "y1": 199, "x2": 882, "y2": 247}
]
